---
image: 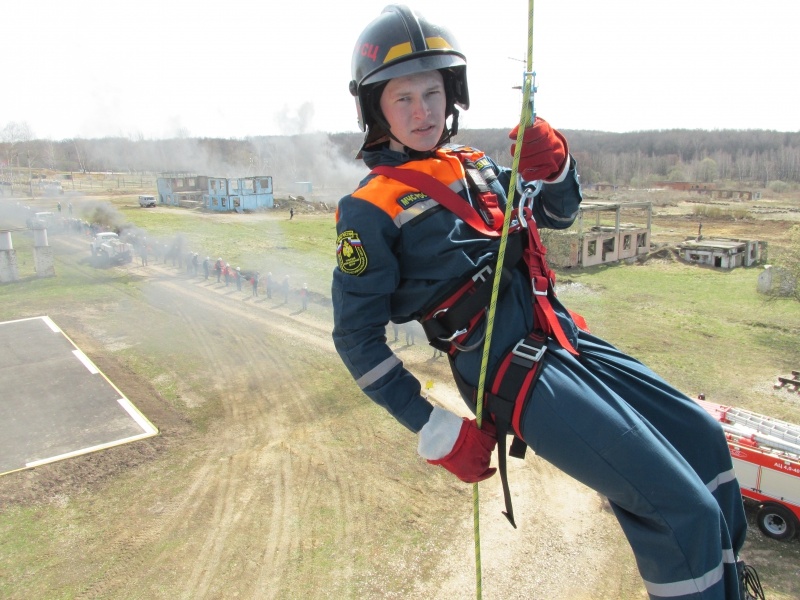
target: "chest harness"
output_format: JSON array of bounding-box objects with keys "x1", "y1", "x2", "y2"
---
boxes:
[{"x1": 372, "y1": 147, "x2": 585, "y2": 527}]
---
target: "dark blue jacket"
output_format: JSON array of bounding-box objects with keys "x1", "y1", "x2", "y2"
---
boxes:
[{"x1": 332, "y1": 144, "x2": 583, "y2": 433}]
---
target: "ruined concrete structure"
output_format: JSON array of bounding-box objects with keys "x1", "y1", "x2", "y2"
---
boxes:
[
  {"x1": 0, "y1": 231, "x2": 20, "y2": 282},
  {"x1": 678, "y1": 237, "x2": 765, "y2": 269},
  {"x1": 32, "y1": 228, "x2": 55, "y2": 277},
  {"x1": 661, "y1": 181, "x2": 715, "y2": 192},
  {"x1": 708, "y1": 189, "x2": 761, "y2": 201},
  {"x1": 0, "y1": 227, "x2": 55, "y2": 282},
  {"x1": 156, "y1": 174, "x2": 274, "y2": 212},
  {"x1": 660, "y1": 181, "x2": 761, "y2": 200},
  {"x1": 757, "y1": 265, "x2": 797, "y2": 296},
  {"x1": 545, "y1": 201, "x2": 652, "y2": 268},
  {"x1": 578, "y1": 201, "x2": 652, "y2": 267}
]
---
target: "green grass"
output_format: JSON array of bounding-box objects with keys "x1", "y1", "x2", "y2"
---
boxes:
[
  {"x1": 0, "y1": 255, "x2": 143, "y2": 320},
  {"x1": 2, "y1": 199, "x2": 800, "y2": 599},
  {"x1": 559, "y1": 259, "x2": 800, "y2": 419},
  {"x1": 117, "y1": 201, "x2": 337, "y2": 296}
]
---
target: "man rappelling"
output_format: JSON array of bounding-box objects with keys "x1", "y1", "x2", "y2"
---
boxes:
[{"x1": 331, "y1": 5, "x2": 763, "y2": 599}]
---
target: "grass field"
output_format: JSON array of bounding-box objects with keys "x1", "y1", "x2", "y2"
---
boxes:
[{"x1": 1, "y1": 189, "x2": 799, "y2": 599}]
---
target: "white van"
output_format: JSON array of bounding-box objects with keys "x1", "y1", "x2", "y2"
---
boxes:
[{"x1": 138, "y1": 195, "x2": 156, "y2": 208}]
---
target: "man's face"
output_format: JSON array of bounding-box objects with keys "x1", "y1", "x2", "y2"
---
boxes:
[{"x1": 379, "y1": 70, "x2": 446, "y2": 153}]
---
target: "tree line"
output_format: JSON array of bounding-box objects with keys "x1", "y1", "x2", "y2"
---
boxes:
[
  {"x1": 450, "y1": 128, "x2": 800, "y2": 189},
  {"x1": 3, "y1": 122, "x2": 800, "y2": 191}
]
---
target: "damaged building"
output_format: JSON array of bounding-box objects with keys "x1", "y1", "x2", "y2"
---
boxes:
[
  {"x1": 678, "y1": 237, "x2": 766, "y2": 269},
  {"x1": 544, "y1": 201, "x2": 652, "y2": 268},
  {"x1": 156, "y1": 174, "x2": 274, "y2": 212}
]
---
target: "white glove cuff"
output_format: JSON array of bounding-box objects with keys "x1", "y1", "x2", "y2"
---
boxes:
[
  {"x1": 417, "y1": 406, "x2": 463, "y2": 460},
  {"x1": 546, "y1": 153, "x2": 572, "y2": 184}
]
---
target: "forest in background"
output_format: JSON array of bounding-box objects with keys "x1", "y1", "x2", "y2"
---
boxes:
[{"x1": 2, "y1": 123, "x2": 800, "y2": 194}]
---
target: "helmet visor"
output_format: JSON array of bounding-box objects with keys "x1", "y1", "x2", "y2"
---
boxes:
[{"x1": 361, "y1": 53, "x2": 466, "y2": 88}]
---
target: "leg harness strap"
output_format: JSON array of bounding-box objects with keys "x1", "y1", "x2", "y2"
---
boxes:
[{"x1": 450, "y1": 331, "x2": 547, "y2": 529}]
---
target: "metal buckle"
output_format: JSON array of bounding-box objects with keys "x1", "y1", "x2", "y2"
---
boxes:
[
  {"x1": 515, "y1": 179, "x2": 542, "y2": 230},
  {"x1": 430, "y1": 308, "x2": 469, "y2": 343},
  {"x1": 531, "y1": 277, "x2": 549, "y2": 296},
  {"x1": 439, "y1": 327, "x2": 468, "y2": 343},
  {"x1": 512, "y1": 338, "x2": 546, "y2": 363}
]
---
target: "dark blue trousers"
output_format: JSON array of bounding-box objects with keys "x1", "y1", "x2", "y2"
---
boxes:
[{"x1": 520, "y1": 331, "x2": 747, "y2": 599}]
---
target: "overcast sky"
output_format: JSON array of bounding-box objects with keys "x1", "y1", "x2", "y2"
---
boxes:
[{"x1": 2, "y1": 0, "x2": 797, "y2": 140}]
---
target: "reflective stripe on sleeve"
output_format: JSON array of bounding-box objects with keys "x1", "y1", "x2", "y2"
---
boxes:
[
  {"x1": 393, "y1": 199, "x2": 439, "y2": 228},
  {"x1": 356, "y1": 354, "x2": 402, "y2": 390},
  {"x1": 705, "y1": 467, "x2": 737, "y2": 494},
  {"x1": 642, "y1": 560, "x2": 724, "y2": 598},
  {"x1": 542, "y1": 203, "x2": 578, "y2": 225}
]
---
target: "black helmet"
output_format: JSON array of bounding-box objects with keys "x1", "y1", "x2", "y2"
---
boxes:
[{"x1": 350, "y1": 5, "x2": 469, "y2": 153}]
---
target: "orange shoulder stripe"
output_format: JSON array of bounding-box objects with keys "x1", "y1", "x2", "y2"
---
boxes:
[{"x1": 351, "y1": 153, "x2": 467, "y2": 219}]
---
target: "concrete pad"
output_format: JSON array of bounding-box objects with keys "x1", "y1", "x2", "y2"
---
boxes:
[{"x1": 0, "y1": 316, "x2": 157, "y2": 476}]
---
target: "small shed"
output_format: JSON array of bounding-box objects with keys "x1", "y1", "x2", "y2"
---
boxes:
[{"x1": 678, "y1": 238, "x2": 765, "y2": 269}]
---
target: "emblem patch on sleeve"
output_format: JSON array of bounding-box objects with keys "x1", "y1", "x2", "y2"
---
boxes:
[{"x1": 336, "y1": 230, "x2": 368, "y2": 276}]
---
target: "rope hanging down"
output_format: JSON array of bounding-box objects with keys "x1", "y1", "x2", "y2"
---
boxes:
[{"x1": 472, "y1": 0, "x2": 536, "y2": 598}]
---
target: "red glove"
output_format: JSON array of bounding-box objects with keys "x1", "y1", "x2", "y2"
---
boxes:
[
  {"x1": 428, "y1": 418, "x2": 497, "y2": 483},
  {"x1": 509, "y1": 117, "x2": 569, "y2": 182}
]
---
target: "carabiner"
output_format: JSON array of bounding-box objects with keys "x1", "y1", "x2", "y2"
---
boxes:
[{"x1": 515, "y1": 177, "x2": 542, "y2": 229}]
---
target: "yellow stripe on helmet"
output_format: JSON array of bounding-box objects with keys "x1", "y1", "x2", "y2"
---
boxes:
[{"x1": 383, "y1": 37, "x2": 455, "y2": 64}]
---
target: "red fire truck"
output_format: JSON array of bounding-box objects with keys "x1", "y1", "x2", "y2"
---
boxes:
[{"x1": 697, "y1": 398, "x2": 800, "y2": 541}]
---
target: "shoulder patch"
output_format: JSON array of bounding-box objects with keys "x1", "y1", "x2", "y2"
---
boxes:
[
  {"x1": 397, "y1": 191, "x2": 428, "y2": 209},
  {"x1": 336, "y1": 230, "x2": 368, "y2": 276}
]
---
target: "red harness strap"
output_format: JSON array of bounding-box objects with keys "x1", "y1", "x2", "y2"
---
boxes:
[
  {"x1": 518, "y1": 206, "x2": 580, "y2": 356},
  {"x1": 371, "y1": 161, "x2": 580, "y2": 357},
  {"x1": 370, "y1": 165, "x2": 501, "y2": 238}
]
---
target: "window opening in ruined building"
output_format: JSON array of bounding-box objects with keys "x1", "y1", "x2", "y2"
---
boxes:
[
  {"x1": 211, "y1": 180, "x2": 217, "y2": 191},
  {"x1": 602, "y1": 238, "x2": 615, "y2": 260},
  {"x1": 233, "y1": 197, "x2": 241, "y2": 207},
  {"x1": 637, "y1": 233, "x2": 646, "y2": 248},
  {"x1": 230, "y1": 179, "x2": 239, "y2": 191},
  {"x1": 587, "y1": 240, "x2": 597, "y2": 257},
  {"x1": 259, "y1": 178, "x2": 271, "y2": 190},
  {"x1": 623, "y1": 234, "x2": 631, "y2": 250},
  {"x1": 187, "y1": 178, "x2": 195, "y2": 187},
  {"x1": 221, "y1": 197, "x2": 227, "y2": 207},
  {"x1": 243, "y1": 179, "x2": 255, "y2": 192},
  {"x1": 212, "y1": 197, "x2": 218, "y2": 207}
]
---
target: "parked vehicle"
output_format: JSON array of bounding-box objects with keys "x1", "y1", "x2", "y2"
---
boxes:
[
  {"x1": 89, "y1": 231, "x2": 133, "y2": 266},
  {"x1": 26, "y1": 211, "x2": 56, "y2": 228},
  {"x1": 138, "y1": 195, "x2": 157, "y2": 208},
  {"x1": 697, "y1": 398, "x2": 800, "y2": 541}
]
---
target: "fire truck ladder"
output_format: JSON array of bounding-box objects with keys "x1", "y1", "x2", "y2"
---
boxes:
[{"x1": 723, "y1": 406, "x2": 800, "y2": 457}]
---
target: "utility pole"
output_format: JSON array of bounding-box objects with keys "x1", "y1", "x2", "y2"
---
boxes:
[{"x1": 28, "y1": 149, "x2": 34, "y2": 198}]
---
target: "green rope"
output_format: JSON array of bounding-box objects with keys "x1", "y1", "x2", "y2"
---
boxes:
[{"x1": 473, "y1": 1, "x2": 535, "y2": 598}]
